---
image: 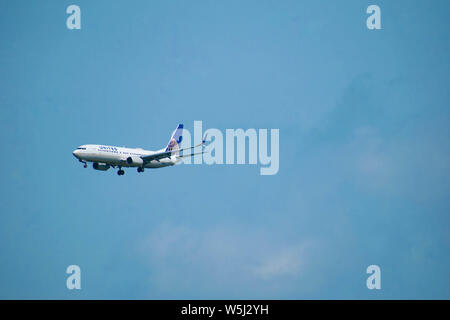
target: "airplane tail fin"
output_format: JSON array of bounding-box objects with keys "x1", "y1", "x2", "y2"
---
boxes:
[{"x1": 165, "y1": 124, "x2": 183, "y2": 155}]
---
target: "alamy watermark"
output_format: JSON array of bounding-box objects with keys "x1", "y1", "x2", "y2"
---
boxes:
[
  {"x1": 181, "y1": 121, "x2": 279, "y2": 176},
  {"x1": 366, "y1": 5, "x2": 381, "y2": 30},
  {"x1": 66, "y1": 4, "x2": 381, "y2": 30},
  {"x1": 66, "y1": 4, "x2": 382, "y2": 31},
  {"x1": 66, "y1": 5, "x2": 81, "y2": 30},
  {"x1": 366, "y1": 265, "x2": 381, "y2": 290},
  {"x1": 66, "y1": 265, "x2": 81, "y2": 290}
]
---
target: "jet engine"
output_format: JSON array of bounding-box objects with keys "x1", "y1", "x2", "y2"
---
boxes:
[
  {"x1": 126, "y1": 156, "x2": 143, "y2": 166},
  {"x1": 93, "y1": 162, "x2": 110, "y2": 171}
]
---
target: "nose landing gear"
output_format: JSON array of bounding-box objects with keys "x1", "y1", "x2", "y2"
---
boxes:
[{"x1": 79, "y1": 159, "x2": 87, "y2": 168}]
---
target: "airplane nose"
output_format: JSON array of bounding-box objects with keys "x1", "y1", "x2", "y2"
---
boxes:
[{"x1": 72, "y1": 150, "x2": 79, "y2": 158}]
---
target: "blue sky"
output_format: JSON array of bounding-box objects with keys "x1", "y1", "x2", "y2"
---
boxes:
[{"x1": 0, "y1": 0, "x2": 449, "y2": 299}]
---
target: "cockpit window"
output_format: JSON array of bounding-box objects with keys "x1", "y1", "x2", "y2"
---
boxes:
[{"x1": 77, "y1": 147, "x2": 86, "y2": 150}]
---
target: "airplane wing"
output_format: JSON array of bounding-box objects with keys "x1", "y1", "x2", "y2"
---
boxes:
[
  {"x1": 140, "y1": 150, "x2": 176, "y2": 163},
  {"x1": 140, "y1": 135, "x2": 208, "y2": 163},
  {"x1": 177, "y1": 151, "x2": 205, "y2": 158}
]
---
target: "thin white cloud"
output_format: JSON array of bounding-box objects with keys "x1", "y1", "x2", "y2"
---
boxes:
[
  {"x1": 139, "y1": 223, "x2": 312, "y2": 296},
  {"x1": 253, "y1": 246, "x2": 305, "y2": 280}
]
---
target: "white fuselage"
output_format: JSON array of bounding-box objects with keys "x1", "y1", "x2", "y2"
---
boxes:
[{"x1": 72, "y1": 144, "x2": 180, "y2": 169}]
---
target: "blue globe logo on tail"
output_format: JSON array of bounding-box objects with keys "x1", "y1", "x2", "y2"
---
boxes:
[{"x1": 165, "y1": 124, "x2": 183, "y2": 154}]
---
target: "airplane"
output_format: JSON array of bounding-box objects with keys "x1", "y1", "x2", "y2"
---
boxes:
[{"x1": 72, "y1": 124, "x2": 206, "y2": 175}]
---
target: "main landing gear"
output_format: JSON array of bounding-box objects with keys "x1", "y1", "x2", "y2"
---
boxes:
[
  {"x1": 117, "y1": 167, "x2": 125, "y2": 176},
  {"x1": 137, "y1": 167, "x2": 144, "y2": 173}
]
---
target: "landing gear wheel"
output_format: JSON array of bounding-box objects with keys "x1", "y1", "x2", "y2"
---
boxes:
[
  {"x1": 137, "y1": 167, "x2": 144, "y2": 173},
  {"x1": 79, "y1": 159, "x2": 88, "y2": 168},
  {"x1": 117, "y1": 169, "x2": 125, "y2": 176}
]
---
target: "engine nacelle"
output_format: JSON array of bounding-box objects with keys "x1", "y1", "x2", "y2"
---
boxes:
[
  {"x1": 93, "y1": 162, "x2": 110, "y2": 171},
  {"x1": 126, "y1": 156, "x2": 143, "y2": 166}
]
